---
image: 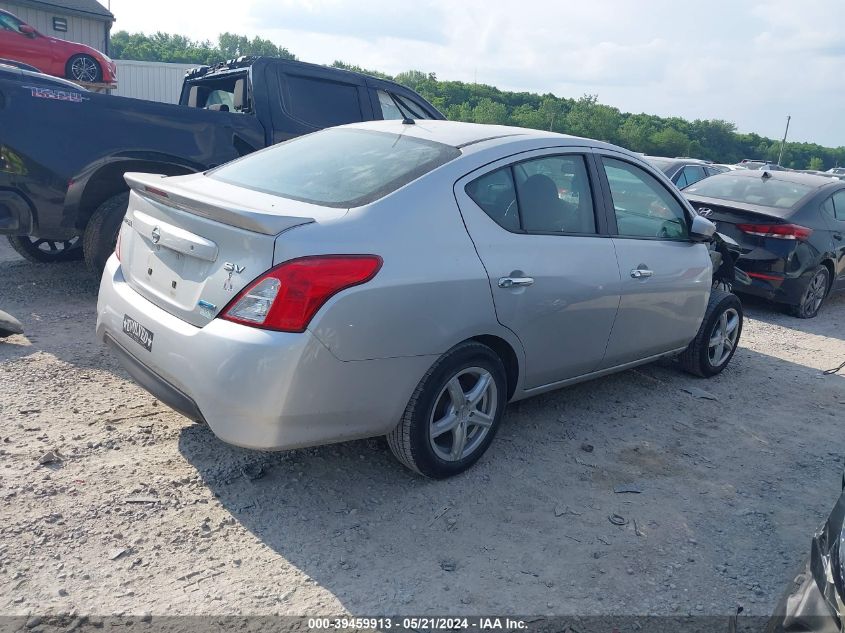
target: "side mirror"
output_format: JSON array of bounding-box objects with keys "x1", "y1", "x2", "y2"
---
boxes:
[
  {"x1": 19, "y1": 24, "x2": 37, "y2": 37},
  {"x1": 690, "y1": 214, "x2": 716, "y2": 242}
]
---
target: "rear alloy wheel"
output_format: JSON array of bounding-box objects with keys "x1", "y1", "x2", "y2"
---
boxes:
[
  {"x1": 387, "y1": 342, "x2": 507, "y2": 478},
  {"x1": 66, "y1": 54, "x2": 101, "y2": 83},
  {"x1": 789, "y1": 266, "x2": 830, "y2": 319},
  {"x1": 679, "y1": 289, "x2": 743, "y2": 377},
  {"x1": 7, "y1": 235, "x2": 83, "y2": 263}
]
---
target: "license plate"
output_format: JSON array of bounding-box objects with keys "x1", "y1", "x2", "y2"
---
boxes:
[{"x1": 122, "y1": 314, "x2": 154, "y2": 352}]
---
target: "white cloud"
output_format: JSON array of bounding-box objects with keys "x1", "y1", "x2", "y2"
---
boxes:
[{"x1": 108, "y1": 0, "x2": 845, "y2": 146}]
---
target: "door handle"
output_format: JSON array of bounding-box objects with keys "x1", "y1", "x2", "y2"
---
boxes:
[
  {"x1": 834, "y1": 233, "x2": 843, "y2": 241},
  {"x1": 630, "y1": 269, "x2": 654, "y2": 279},
  {"x1": 498, "y1": 276, "x2": 534, "y2": 288}
]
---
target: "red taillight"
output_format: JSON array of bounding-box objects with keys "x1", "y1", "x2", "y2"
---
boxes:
[
  {"x1": 736, "y1": 223, "x2": 813, "y2": 240},
  {"x1": 221, "y1": 255, "x2": 382, "y2": 332}
]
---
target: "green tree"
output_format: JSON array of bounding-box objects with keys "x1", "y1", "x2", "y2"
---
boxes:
[
  {"x1": 472, "y1": 98, "x2": 509, "y2": 125},
  {"x1": 808, "y1": 156, "x2": 825, "y2": 171},
  {"x1": 649, "y1": 127, "x2": 690, "y2": 157}
]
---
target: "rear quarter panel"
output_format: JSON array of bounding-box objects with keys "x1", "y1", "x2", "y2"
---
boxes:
[{"x1": 275, "y1": 167, "x2": 522, "y2": 365}]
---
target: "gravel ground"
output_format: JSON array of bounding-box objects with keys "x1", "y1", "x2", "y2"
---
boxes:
[{"x1": 1, "y1": 238, "x2": 844, "y2": 619}]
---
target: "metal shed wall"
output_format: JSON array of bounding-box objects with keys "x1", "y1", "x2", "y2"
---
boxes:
[{"x1": 112, "y1": 59, "x2": 200, "y2": 103}]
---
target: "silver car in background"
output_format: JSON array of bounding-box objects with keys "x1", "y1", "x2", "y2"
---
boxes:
[{"x1": 96, "y1": 120, "x2": 742, "y2": 478}]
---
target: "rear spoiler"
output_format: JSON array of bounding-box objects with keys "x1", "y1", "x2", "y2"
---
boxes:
[{"x1": 124, "y1": 172, "x2": 315, "y2": 236}]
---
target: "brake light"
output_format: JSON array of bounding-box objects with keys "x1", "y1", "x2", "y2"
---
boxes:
[
  {"x1": 221, "y1": 255, "x2": 382, "y2": 332},
  {"x1": 736, "y1": 223, "x2": 812, "y2": 240}
]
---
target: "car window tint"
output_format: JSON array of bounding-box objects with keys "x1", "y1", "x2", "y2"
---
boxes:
[
  {"x1": 465, "y1": 167, "x2": 519, "y2": 231},
  {"x1": 821, "y1": 197, "x2": 836, "y2": 219},
  {"x1": 211, "y1": 128, "x2": 460, "y2": 208},
  {"x1": 514, "y1": 155, "x2": 596, "y2": 234},
  {"x1": 675, "y1": 169, "x2": 689, "y2": 188},
  {"x1": 284, "y1": 75, "x2": 363, "y2": 127},
  {"x1": 682, "y1": 165, "x2": 706, "y2": 187},
  {"x1": 394, "y1": 94, "x2": 434, "y2": 120},
  {"x1": 377, "y1": 90, "x2": 403, "y2": 120},
  {"x1": 833, "y1": 191, "x2": 845, "y2": 220},
  {"x1": 602, "y1": 157, "x2": 689, "y2": 240},
  {"x1": 0, "y1": 13, "x2": 23, "y2": 31}
]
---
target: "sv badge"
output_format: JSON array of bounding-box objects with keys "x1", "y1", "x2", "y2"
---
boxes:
[{"x1": 223, "y1": 262, "x2": 245, "y2": 292}]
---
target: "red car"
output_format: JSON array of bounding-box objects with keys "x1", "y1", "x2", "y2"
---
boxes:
[{"x1": 0, "y1": 8, "x2": 116, "y2": 84}]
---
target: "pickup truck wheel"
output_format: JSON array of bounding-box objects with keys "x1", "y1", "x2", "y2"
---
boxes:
[
  {"x1": 66, "y1": 54, "x2": 101, "y2": 83},
  {"x1": 678, "y1": 289, "x2": 743, "y2": 378},
  {"x1": 6, "y1": 235, "x2": 83, "y2": 263},
  {"x1": 387, "y1": 342, "x2": 507, "y2": 479},
  {"x1": 83, "y1": 192, "x2": 129, "y2": 271}
]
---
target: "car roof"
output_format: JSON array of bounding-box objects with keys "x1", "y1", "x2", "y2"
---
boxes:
[{"x1": 343, "y1": 119, "x2": 632, "y2": 155}]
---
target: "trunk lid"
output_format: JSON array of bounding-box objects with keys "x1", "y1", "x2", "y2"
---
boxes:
[
  {"x1": 120, "y1": 172, "x2": 336, "y2": 327},
  {"x1": 685, "y1": 195, "x2": 791, "y2": 246}
]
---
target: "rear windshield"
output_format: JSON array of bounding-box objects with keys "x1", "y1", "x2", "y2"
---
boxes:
[
  {"x1": 209, "y1": 128, "x2": 461, "y2": 207},
  {"x1": 684, "y1": 175, "x2": 814, "y2": 209}
]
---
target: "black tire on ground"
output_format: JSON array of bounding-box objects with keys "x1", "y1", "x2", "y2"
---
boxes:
[
  {"x1": 83, "y1": 192, "x2": 129, "y2": 271},
  {"x1": 65, "y1": 54, "x2": 101, "y2": 83},
  {"x1": 788, "y1": 266, "x2": 830, "y2": 319},
  {"x1": 6, "y1": 235, "x2": 83, "y2": 263},
  {"x1": 678, "y1": 289, "x2": 743, "y2": 378},
  {"x1": 387, "y1": 341, "x2": 508, "y2": 479}
]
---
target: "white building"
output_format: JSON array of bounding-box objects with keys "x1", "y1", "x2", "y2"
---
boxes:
[{"x1": 112, "y1": 59, "x2": 200, "y2": 103}]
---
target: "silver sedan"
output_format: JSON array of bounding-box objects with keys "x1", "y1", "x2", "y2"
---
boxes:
[{"x1": 96, "y1": 120, "x2": 742, "y2": 478}]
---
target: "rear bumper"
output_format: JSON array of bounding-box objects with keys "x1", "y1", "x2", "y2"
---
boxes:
[
  {"x1": 735, "y1": 259, "x2": 814, "y2": 305},
  {"x1": 96, "y1": 256, "x2": 433, "y2": 450}
]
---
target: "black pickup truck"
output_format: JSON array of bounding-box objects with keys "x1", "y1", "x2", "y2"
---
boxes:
[{"x1": 0, "y1": 56, "x2": 444, "y2": 269}]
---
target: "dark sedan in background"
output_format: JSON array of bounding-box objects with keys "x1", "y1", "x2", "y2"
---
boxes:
[
  {"x1": 683, "y1": 170, "x2": 845, "y2": 318},
  {"x1": 646, "y1": 156, "x2": 727, "y2": 188}
]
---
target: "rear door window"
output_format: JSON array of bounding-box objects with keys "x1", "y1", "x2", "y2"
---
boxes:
[
  {"x1": 284, "y1": 75, "x2": 363, "y2": 127},
  {"x1": 676, "y1": 165, "x2": 706, "y2": 188},
  {"x1": 465, "y1": 154, "x2": 596, "y2": 235},
  {"x1": 832, "y1": 190, "x2": 845, "y2": 220}
]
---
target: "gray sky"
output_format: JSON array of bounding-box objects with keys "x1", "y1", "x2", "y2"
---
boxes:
[{"x1": 109, "y1": 0, "x2": 845, "y2": 148}]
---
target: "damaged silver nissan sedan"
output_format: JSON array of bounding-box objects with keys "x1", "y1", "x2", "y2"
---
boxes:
[{"x1": 96, "y1": 120, "x2": 741, "y2": 478}]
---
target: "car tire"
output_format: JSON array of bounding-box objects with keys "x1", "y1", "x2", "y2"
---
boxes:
[
  {"x1": 387, "y1": 341, "x2": 507, "y2": 478},
  {"x1": 83, "y1": 192, "x2": 129, "y2": 271},
  {"x1": 66, "y1": 54, "x2": 101, "y2": 83},
  {"x1": 6, "y1": 235, "x2": 83, "y2": 263},
  {"x1": 678, "y1": 289, "x2": 743, "y2": 378},
  {"x1": 788, "y1": 266, "x2": 830, "y2": 319}
]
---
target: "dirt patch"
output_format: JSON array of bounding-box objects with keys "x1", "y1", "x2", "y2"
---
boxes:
[{"x1": 1, "y1": 239, "x2": 845, "y2": 618}]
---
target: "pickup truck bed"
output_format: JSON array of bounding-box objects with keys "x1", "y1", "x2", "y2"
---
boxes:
[{"x1": 0, "y1": 56, "x2": 443, "y2": 268}]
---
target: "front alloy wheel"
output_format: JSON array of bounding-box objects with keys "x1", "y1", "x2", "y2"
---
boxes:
[
  {"x1": 388, "y1": 342, "x2": 507, "y2": 478},
  {"x1": 707, "y1": 307, "x2": 741, "y2": 368},
  {"x1": 679, "y1": 289, "x2": 743, "y2": 377}
]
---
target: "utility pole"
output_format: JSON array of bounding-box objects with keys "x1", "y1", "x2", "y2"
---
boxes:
[{"x1": 777, "y1": 115, "x2": 791, "y2": 166}]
